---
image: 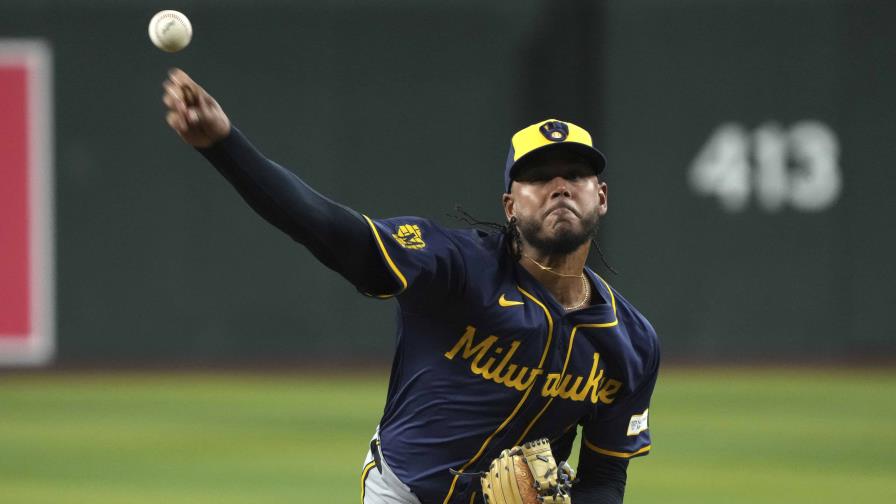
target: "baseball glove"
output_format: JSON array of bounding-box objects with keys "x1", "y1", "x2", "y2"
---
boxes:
[{"x1": 480, "y1": 438, "x2": 576, "y2": 504}]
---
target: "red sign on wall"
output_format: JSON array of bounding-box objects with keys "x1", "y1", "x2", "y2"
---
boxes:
[{"x1": 0, "y1": 40, "x2": 53, "y2": 366}]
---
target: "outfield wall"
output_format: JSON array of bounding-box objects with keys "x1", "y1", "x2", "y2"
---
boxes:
[{"x1": 0, "y1": 0, "x2": 892, "y2": 365}]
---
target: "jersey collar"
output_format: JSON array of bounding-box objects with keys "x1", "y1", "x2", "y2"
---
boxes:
[{"x1": 512, "y1": 261, "x2": 617, "y2": 324}]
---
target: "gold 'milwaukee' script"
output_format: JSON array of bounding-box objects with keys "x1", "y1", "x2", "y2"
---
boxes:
[{"x1": 443, "y1": 326, "x2": 622, "y2": 404}]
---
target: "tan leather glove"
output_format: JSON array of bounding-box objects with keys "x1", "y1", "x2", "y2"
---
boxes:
[{"x1": 480, "y1": 438, "x2": 576, "y2": 504}]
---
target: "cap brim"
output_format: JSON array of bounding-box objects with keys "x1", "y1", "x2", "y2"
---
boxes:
[{"x1": 509, "y1": 142, "x2": 607, "y2": 184}]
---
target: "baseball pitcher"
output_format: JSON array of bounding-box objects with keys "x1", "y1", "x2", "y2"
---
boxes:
[{"x1": 161, "y1": 68, "x2": 659, "y2": 504}]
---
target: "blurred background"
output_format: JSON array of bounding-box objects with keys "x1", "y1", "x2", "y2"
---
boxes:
[{"x1": 1, "y1": 0, "x2": 894, "y2": 502}]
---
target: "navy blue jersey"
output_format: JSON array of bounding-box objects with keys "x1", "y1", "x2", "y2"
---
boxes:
[{"x1": 361, "y1": 216, "x2": 660, "y2": 504}]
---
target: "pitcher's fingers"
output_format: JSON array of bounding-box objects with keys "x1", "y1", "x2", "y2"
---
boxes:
[
  {"x1": 168, "y1": 68, "x2": 206, "y2": 98},
  {"x1": 162, "y1": 92, "x2": 180, "y2": 111},
  {"x1": 162, "y1": 78, "x2": 183, "y2": 100},
  {"x1": 168, "y1": 67, "x2": 196, "y2": 87},
  {"x1": 163, "y1": 82, "x2": 188, "y2": 115},
  {"x1": 182, "y1": 85, "x2": 198, "y2": 107},
  {"x1": 166, "y1": 110, "x2": 188, "y2": 133}
]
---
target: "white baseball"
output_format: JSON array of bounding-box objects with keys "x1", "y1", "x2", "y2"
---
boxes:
[{"x1": 148, "y1": 10, "x2": 193, "y2": 53}]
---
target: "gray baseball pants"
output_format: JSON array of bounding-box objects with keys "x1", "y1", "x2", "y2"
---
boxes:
[{"x1": 361, "y1": 429, "x2": 421, "y2": 504}]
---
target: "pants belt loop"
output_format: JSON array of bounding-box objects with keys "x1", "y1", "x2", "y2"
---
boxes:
[{"x1": 370, "y1": 438, "x2": 383, "y2": 473}]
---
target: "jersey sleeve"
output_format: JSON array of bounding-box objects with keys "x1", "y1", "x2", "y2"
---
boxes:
[
  {"x1": 361, "y1": 215, "x2": 466, "y2": 300},
  {"x1": 581, "y1": 343, "x2": 659, "y2": 460}
]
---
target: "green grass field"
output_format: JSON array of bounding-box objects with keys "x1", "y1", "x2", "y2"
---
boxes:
[{"x1": 1, "y1": 368, "x2": 894, "y2": 503}]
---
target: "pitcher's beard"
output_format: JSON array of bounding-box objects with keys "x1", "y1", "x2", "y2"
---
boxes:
[{"x1": 516, "y1": 211, "x2": 600, "y2": 256}]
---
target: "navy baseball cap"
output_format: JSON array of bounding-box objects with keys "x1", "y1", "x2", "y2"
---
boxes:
[{"x1": 504, "y1": 119, "x2": 607, "y2": 192}]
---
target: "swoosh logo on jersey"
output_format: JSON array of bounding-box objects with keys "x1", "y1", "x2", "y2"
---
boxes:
[{"x1": 498, "y1": 294, "x2": 525, "y2": 307}]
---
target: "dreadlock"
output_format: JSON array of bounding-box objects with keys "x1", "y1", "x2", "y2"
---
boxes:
[{"x1": 448, "y1": 205, "x2": 617, "y2": 275}]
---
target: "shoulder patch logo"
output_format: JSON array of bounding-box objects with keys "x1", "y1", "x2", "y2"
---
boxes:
[
  {"x1": 627, "y1": 409, "x2": 649, "y2": 436},
  {"x1": 392, "y1": 224, "x2": 426, "y2": 250}
]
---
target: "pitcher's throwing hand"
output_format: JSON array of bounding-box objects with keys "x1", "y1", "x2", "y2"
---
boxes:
[{"x1": 161, "y1": 68, "x2": 231, "y2": 148}]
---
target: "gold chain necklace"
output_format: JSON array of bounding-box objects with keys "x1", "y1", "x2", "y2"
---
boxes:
[
  {"x1": 522, "y1": 255, "x2": 591, "y2": 310},
  {"x1": 522, "y1": 254, "x2": 581, "y2": 278},
  {"x1": 564, "y1": 274, "x2": 591, "y2": 311}
]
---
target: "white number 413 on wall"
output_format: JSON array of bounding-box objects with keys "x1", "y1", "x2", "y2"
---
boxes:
[{"x1": 688, "y1": 121, "x2": 841, "y2": 213}]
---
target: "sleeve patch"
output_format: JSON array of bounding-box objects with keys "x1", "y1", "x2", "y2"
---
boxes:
[
  {"x1": 626, "y1": 409, "x2": 649, "y2": 436},
  {"x1": 392, "y1": 224, "x2": 426, "y2": 250}
]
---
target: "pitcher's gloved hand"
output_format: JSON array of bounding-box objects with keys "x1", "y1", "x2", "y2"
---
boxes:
[{"x1": 480, "y1": 438, "x2": 576, "y2": 504}]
